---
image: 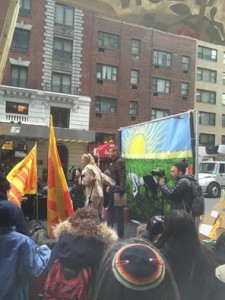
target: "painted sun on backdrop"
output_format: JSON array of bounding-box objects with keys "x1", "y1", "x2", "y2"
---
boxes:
[{"x1": 122, "y1": 121, "x2": 167, "y2": 156}]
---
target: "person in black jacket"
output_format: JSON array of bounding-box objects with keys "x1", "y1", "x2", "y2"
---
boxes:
[
  {"x1": 158, "y1": 160, "x2": 193, "y2": 213},
  {"x1": 0, "y1": 175, "x2": 30, "y2": 236},
  {"x1": 107, "y1": 147, "x2": 126, "y2": 238}
]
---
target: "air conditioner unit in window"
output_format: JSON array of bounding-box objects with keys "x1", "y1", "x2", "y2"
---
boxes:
[
  {"x1": 182, "y1": 96, "x2": 188, "y2": 101},
  {"x1": 98, "y1": 48, "x2": 105, "y2": 52},
  {"x1": 154, "y1": 65, "x2": 160, "y2": 69},
  {"x1": 97, "y1": 79, "x2": 103, "y2": 84},
  {"x1": 183, "y1": 70, "x2": 188, "y2": 74},
  {"x1": 131, "y1": 116, "x2": 136, "y2": 121},
  {"x1": 153, "y1": 92, "x2": 158, "y2": 96},
  {"x1": 96, "y1": 112, "x2": 102, "y2": 117},
  {"x1": 132, "y1": 85, "x2": 137, "y2": 89}
]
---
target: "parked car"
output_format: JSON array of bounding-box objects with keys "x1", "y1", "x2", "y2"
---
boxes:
[{"x1": 198, "y1": 161, "x2": 225, "y2": 198}]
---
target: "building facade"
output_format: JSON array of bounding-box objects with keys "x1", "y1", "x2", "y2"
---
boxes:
[{"x1": 1, "y1": 0, "x2": 225, "y2": 177}]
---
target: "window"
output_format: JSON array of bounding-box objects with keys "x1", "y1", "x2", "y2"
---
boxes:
[
  {"x1": 129, "y1": 101, "x2": 138, "y2": 116},
  {"x1": 222, "y1": 135, "x2": 225, "y2": 144},
  {"x1": 98, "y1": 32, "x2": 119, "y2": 51},
  {"x1": 131, "y1": 39, "x2": 140, "y2": 56},
  {"x1": 222, "y1": 94, "x2": 225, "y2": 105},
  {"x1": 151, "y1": 108, "x2": 169, "y2": 120},
  {"x1": 153, "y1": 50, "x2": 172, "y2": 67},
  {"x1": 12, "y1": 29, "x2": 29, "y2": 51},
  {"x1": 198, "y1": 46, "x2": 217, "y2": 61},
  {"x1": 223, "y1": 72, "x2": 225, "y2": 85},
  {"x1": 181, "y1": 82, "x2": 189, "y2": 96},
  {"x1": 196, "y1": 89, "x2": 216, "y2": 104},
  {"x1": 199, "y1": 133, "x2": 215, "y2": 146},
  {"x1": 53, "y1": 38, "x2": 73, "y2": 60},
  {"x1": 223, "y1": 52, "x2": 225, "y2": 64},
  {"x1": 197, "y1": 68, "x2": 217, "y2": 83},
  {"x1": 97, "y1": 64, "x2": 118, "y2": 81},
  {"x1": 52, "y1": 73, "x2": 71, "y2": 94},
  {"x1": 55, "y1": 4, "x2": 74, "y2": 26},
  {"x1": 6, "y1": 101, "x2": 28, "y2": 115},
  {"x1": 181, "y1": 56, "x2": 190, "y2": 70},
  {"x1": 11, "y1": 66, "x2": 27, "y2": 87},
  {"x1": 20, "y1": 0, "x2": 31, "y2": 15},
  {"x1": 95, "y1": 96, "x2": 116, "y2": 113},
  {"x1": 130, "y1": 69, "x2": 140, "y2": 85},
  {"x1": 222, "y1": 115, "x2": 225, "y2": 128},
  {"x1": 199, "y1": 112, "x2": 216, "y2": 126},
  {"x1": 152, "y1": 78, "x2": 171, "y2": 94},
  {"x1": 50, "y1": 107, "x2": 70, "y2": 128},
  {"x1": 121, "y1": 0, "x2": 130, "y2": 8}
]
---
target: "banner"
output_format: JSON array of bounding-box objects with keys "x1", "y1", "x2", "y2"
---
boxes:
[
  {"x1": 7, "y1": 143, "x2": 37, "y2": 206},
  {"x1": 47, "y1": 115, "x2": 73, "y2": 238},
  {"x1": 121, "y1": 111, "x2": 194, "y2": 219}
]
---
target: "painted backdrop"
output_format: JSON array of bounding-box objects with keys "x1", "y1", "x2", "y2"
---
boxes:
[{"x1": 121, "y1": 111, "x2": 194, "y2": 219}]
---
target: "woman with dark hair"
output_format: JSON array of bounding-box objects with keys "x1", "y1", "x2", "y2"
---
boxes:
[
  {"x1": 92, "y1": 237, "x2": 180, "y2": 300},
  {"x1": 158, "y1": 160, "x2": 194, "y2": 212},
  {"x1": 156, "y1": 209, "x2": 221, "y2": 300}
]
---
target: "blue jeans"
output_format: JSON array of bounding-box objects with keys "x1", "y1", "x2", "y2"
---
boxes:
[{"x1": 107, "y1": 186, "x2": 125, "y2": 238}]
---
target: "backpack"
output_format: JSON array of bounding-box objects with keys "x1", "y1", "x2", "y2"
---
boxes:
[
  {"x1": 188, "y1": 177, "x2": 205, "y2": 217},
  {"x1": 45, "y1": 259, "x2": 91, "y2": 300}
]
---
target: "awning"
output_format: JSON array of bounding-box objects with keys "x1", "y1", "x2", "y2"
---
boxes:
[
  {"x1": 0, "y1": 123, "x2": 95, "y2": 143},
  {"x1": 94, "y1": 143, "x2": 117, "y2": 158}
]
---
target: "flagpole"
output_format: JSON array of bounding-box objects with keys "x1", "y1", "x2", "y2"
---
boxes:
[{"x1": 36, "y1": 193, "x2": 39, "y2": 221}]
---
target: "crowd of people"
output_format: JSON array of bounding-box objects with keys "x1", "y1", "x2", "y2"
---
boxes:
[{"x1": 1, "y1": 153, "x2": 225, "y2": 299}]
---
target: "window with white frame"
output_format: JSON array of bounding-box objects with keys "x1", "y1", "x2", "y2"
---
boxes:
[
  {"x1": 197, "y1": 68, "x2": 217, "y2": 83},
  {"x1": 181, "y1": 56, "x2": 190, "y2": 70},
  {"x1": 52, "y1": 73, "x2": 71, "y2": 94},
  {"x1": 153, "y1": 50, "x2": 172, "y2": 67},
  {"x1": 130, "y1": 69, "x2": 140, "y2": 85},
  {"x1": 222, "y1": 93, "x2": 225, "y2": 105},
  {"x1": 53, "y1": 38, "x2": 73, "y2": 60},
  {"x1": 199, "y1": 133, "x2": 215, "y2": 146},
  {"x1": 6, "y1": 101, "x2": 29, "y2": 115},
  {"x1": 20, "y1": 0, "x2": 31, "y2": 15},
  {"x1": 129, "y1": 101, "x2": 138, "y2": 116},
  {"x1": 181, "y1": 82, "x2": 189, "y2": 96},
  {"x1": 198, "y1": 46, "x2": 217, "y2": 61},
  {"x1": 151, "y1": 108, "x2": 169, "y2": 120},
  {"x1": 12, "y1": 29, "x2": 30, "y2": 51},
  {"x1": 55, "y1": 4, "x2": 74, "y2": 26},
  {"x1": 97, "y1": 64, "x2": 118, "y2": 81},
  {"x1": 11, "y1": 65, "x2": 27, "y2": 87},
  {"x1": 199, "y1": 111, "x2": 216, "y2": 126},
  {"x1": 196, "y1": 89, "x2": 216, "y2": 104},
  {"x1": 131, "y1": 39, "x2": 141, "y2": 56},
  {"x1": 98, "y1": 32, "x2": 119, "y2": 50},
  {"x1": 50, "y1": 106, "x2": 70, "y2": 128},
  {"x1": 152, "y1": 78, "x2": 171, "y2": 94},
  {"x1": 95, "y1": 96, "x2": 116, "y2": 113}
]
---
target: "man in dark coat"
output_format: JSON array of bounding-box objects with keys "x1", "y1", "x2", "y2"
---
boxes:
[
  {"x1": 107, "y1": 147, "x2": 126, "y2": 238},
  {"x1": 158, "y1": 160, "x2": 193, "y2": 212}
]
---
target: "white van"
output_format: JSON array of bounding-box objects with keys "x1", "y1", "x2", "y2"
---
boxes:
[{"x1": 198, "y1": 161, "x2": 225, "y2": 198}]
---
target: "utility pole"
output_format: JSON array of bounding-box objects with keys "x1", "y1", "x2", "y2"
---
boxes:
[{"x1": 0, "y1": 0, "x2": 20, "y2": 84}]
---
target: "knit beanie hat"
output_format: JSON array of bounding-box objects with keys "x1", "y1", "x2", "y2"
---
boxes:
[
  {"x1": 173, "y1": 159, "x2": 188, "y2": 174},
  {"x1": 112, "y1": 243, "x2": 165, "y2": 291},
  {"x1": 0, "y1": 200, "x2": 19, "y2": 227}
]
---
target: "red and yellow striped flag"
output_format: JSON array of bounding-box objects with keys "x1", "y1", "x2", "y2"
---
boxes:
[
  {"x1": 7, "y1": 144, "x2": 37, "y2": 206},
  {"x1": 47, "y1": 115, "x2": 73, "y2": 238}
]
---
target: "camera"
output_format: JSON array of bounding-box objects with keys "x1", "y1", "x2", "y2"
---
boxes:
[{"x1": 151, "y1": 168, "x2": 165, "y2": 178}]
